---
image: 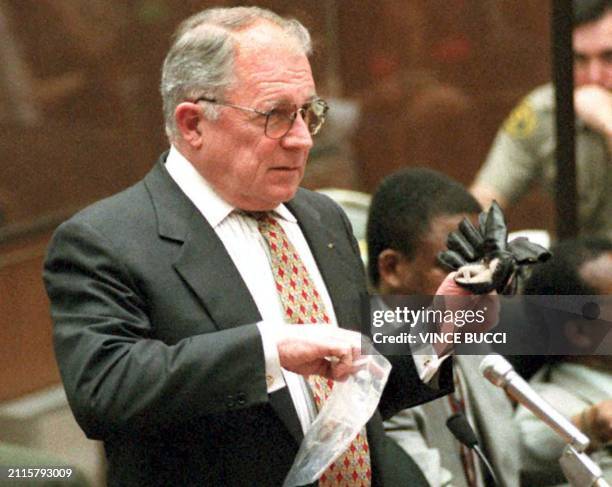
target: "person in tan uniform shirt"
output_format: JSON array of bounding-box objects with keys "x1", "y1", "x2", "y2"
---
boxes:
[{"x1": 471, "y1": 0, "x2": 612, "y2": 239}]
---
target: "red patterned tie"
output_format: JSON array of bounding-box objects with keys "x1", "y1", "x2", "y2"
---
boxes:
[{"x1": 253, "y1": 212, "x2": 372, "y2": 487}]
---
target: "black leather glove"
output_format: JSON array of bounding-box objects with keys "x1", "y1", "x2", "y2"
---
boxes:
[{"x1": 437, "y1": 201, "x2": 551, "y2": 294}]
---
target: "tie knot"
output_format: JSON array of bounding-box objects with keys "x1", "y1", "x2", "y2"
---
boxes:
[
  {"x1": 236, "y1": 210, "x2": 268, "y2": 220},
  {"x1": 246, "y1": 211, "x2": 269, "y2": 222},
  {"x1": 238, "y1": 210, "x2": 279, "y2": 229}
]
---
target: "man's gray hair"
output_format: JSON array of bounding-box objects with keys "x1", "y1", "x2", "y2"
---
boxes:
[{"x1": 160, "y1": 6, "x2": 312, "y2": 138}]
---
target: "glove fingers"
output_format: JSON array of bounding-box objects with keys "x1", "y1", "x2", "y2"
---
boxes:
[
  {"x1": 459, "y1": 218, "x2": 484, "y2": 251},
  {"x1": 447, "y1": 231, "x2": 478, "y2": 261},
  {"x1": 437, "y1": 250, "x2": 468, "y2": 270},
  {"x1": 482, "y1": 201, "x2": 508, "y2": 254},
  {"x1": 478, "y1": 211, "x2": 488, "y2": 235},
  {"x1": 444, "y1": 201, "x2": 552, "y2": 296},
  {"x1": 507, "y1": 237, "x2": 551, "y2": 264}
]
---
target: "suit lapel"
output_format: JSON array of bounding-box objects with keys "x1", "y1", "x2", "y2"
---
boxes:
[
  {"x1": 145, "y1": 156, "x2": 261, "y2": 329},
  {"x1": 145, "y1": 157, "x2": 303, "y2": 443},
  {"x1": 173, "y1": 210, "x2": 263, "y2": 330}
]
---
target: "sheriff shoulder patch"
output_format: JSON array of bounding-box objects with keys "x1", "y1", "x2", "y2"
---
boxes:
[{"x1": 502, "y1": 99, "x2": 538, "y2": 139}]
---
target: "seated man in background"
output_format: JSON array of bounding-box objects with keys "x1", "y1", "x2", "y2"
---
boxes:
[
  {"x1": 367, "y1": 168, "x2": 520, "y2": 487},
  {"x1": 470, "y1": 0, "x2": 612, "y2": 239},
  {"x1": 516, "y1": 237, "x2": 612, "y2": 486}
]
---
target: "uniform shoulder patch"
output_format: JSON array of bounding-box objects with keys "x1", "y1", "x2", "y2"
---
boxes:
[{"x1": 502, "y1": 98, "x2": 538, "y2": 139}]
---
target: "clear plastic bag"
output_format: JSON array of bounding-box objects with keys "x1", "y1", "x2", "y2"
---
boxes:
[{"x1": 283, "y1": 341, "x2": 391, "y2": 487}]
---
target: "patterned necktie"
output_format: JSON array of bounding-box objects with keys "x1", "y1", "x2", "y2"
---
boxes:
[
  {"x1": 448, "y1": 370, "x2": 480, "y2": 487},
  {"x1": 252, "y1": 212, "x2": 372, "y2": 487}
]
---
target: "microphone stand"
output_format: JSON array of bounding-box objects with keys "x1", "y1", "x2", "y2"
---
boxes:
[
  {"x1": 559, "y1": 445, "x2": 610, "y2": 487},
  {"x1": 480, "y1": 355, "x2": 610, "y2": 487}
]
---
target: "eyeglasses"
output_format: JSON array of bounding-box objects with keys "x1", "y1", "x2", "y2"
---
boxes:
[{"x1": 194, "y1": 95, "x2": 328, "y2": 139}]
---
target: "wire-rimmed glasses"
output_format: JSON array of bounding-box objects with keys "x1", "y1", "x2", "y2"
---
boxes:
[{"x1": 194, "y1": 96, "x2": 329, "y2": 139}]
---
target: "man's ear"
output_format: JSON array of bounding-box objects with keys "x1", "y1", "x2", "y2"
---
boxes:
[
  {"x1": 378, "y1": 249, "x2": 410, "y2": 292},
  {"x1": 564, "y1": 320, "x2": 593, "y2": 350},
  {"x1": 174, "y1": 102, "x2": 205, "y2": 148}
]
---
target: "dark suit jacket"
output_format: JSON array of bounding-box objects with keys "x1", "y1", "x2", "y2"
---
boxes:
[{"x1": 44, "y1": 154, "x2": 451, "y2": 486}]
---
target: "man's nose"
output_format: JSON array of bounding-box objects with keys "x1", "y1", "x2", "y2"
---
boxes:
[
  {"x1": 280, "y1": 112, "x2": 313, "y2": 150},
  {"x1": 586, "y1": 59, "x2": 605, "y2": 84}
]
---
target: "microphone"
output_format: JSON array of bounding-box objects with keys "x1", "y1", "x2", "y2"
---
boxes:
[
  {"x1": 479, "y1": 355, "x2": 590, "y2": 451},
  {"x1": 446, "y1": 413, "x2": 499, "y2": 486}
]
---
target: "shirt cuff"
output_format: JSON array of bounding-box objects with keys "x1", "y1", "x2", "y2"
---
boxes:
[
  {"x1": 412, "y1": 344, "x2": 452, "y2": 383},
  {"x1": 256, "y1": 321, "x2": 286, "y2": 393}
]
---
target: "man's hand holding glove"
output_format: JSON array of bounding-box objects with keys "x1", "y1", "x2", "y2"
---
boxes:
[{"x1": 437, "y1": 201, "x2": 551, "y2": 294}]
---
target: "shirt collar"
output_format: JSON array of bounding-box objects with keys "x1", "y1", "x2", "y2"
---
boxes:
[{"x1": 165, "y1": 145, "x2": 297, "y2": 227}]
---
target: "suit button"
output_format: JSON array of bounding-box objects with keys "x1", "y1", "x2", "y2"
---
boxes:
[
  {"x1": 237, "y1": 392, "x2": 246, "y2": 406},
  {"x1": 226, "y1": 395, "x2": 235, "y2": 409}
]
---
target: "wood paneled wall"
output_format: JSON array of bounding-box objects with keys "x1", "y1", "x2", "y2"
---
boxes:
[{"x1": 0, "y1": 232, "x2": 59, "y2": 402}]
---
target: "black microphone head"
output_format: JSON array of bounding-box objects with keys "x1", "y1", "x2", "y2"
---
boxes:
[{"x1": 446, "y1": 413, "x2": 479, "y2": 448}]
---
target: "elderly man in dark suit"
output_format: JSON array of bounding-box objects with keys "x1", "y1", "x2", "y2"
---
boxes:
[{"x1": 42, "y1": 7, "x2": 489, "y2": 486}]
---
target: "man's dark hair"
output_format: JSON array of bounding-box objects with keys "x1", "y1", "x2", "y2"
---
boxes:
[
  {"x1": 573, "y1": 0, "x2": 612, "y2": 27},
  {"x1": 525, "y1": 237, "x2": 612, "y2": 295},
  {"x1": 366, "y1": 168, "x2": 481, "y2": 287}
]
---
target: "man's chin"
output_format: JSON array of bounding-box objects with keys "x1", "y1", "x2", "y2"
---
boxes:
[
  {"x1": 242, "y1": 186, "x2": 300, "y2": 211},
  {"x1": 271, "y1": 177, "x2": 303, "y2": 199},
  {"x1": 275, "y1": 185, "x2": 300, "y2": 204}
]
